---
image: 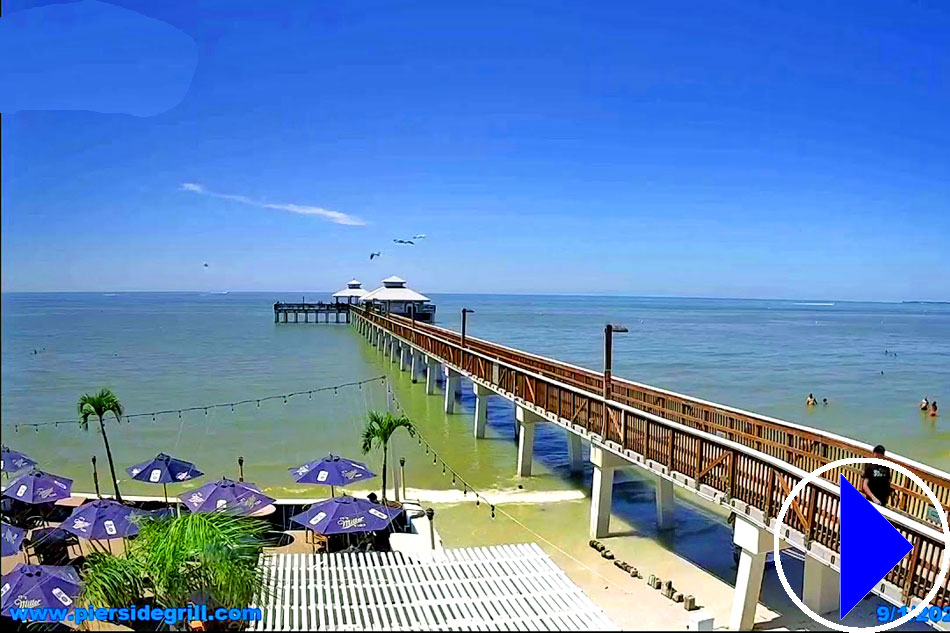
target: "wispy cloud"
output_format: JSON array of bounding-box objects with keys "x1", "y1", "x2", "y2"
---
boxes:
[{"x1": 180, "y1": 183, "x2": 366, "y2": 226}]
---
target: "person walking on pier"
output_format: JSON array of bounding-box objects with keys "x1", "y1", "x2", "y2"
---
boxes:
[{"x1": 861, "y1": 445, "x2": 892, "y2": 506}]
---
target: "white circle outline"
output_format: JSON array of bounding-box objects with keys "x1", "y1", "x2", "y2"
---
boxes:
[{"x1": 773, "y1": 457, "x2": 949, "y2": 632}]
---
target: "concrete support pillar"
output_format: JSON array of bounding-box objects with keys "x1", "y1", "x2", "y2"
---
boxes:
[
  {"x1": 473, "y1": 384, "x2": 492, "y2": 439},
  {"x1": 567, "y1": 433, "x2": 583, "y2": 473},
  {"x1": 588, "y1": 445, "x2": 627, "y2": 538},
  {"x1": 399, "y1": 345, "x2": 410, "y2": 372},
  {"x1": 410, "y1": 350, "x2": 421, "y2": 383},
  {"x1": 655, "y1": 475, "x2": 675, "y2": 531},
  {"x1": 443, "y1": 367, "x2": 461, "y2": 413},
  {"x1": 803, "y1": 556, "x2": 840, "y2": 616},
  {"x1": 729, "y1": 515, "x2": 770, "y2": 631},
  {"x1": 516, "y1": 406, "x2": 542, "y2": 477},
  {"x1": 426, "y1": 359, "x2": 440, "y2": 395},
  {"x1": 390, "y1": 339, "x2": 398, "y2": 364}
]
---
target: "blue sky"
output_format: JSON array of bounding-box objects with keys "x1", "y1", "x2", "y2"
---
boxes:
[{"x1": 2, "y1": 0, "x2": 948, "y2": 300}]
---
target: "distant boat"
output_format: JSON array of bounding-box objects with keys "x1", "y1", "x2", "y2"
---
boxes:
[
  {"x1": 794, "y1": 302, "x2": 835, "y2": 306},
  {"x1": 103, "y1": 293, "x2": 118, "y2": 297},
  {"x1": 210, "y1": 291, "x2": 230, "y2": 295}
]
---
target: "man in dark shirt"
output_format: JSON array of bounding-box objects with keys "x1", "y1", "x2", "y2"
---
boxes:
[{"x1": 861, "y1": 444, "x2": 891, "y2": 506}]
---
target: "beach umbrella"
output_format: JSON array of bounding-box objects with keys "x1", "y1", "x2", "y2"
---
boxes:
[
  {"x1": 1, "y1": 446, "x2": 37, "y2": 474},
  {"x1": 289, "y1": 454, "x2": 375, "y2": 496},
  {"x1": 1, "y1": 521, "x2": 26, "y2": 557},
  {"x1": 179, "y1": 478, "x2": 275, "y2": 515},
  {"x1": 126, "y1": 453, "x2": 204, "y2": 504},
  {"x1": 290, "y1": 495, "x2": 400, "y2": 536},
  {"x1": 0, "y1": 564, "x2": 81, "y2": 617},
  {"x1": 61, "y1": 500, "x2": 142, "y2": 541},
  {"x1": 2, "y1": 470, "x2": 73, "y2": 505}
]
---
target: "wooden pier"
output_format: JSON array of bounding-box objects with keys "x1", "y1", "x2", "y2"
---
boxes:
[
  {"x1": 274, "y1": 302, "x2": 350, "y2": 324},
  {"x1": 351, "y1": 305, "x2": 950, "y2": 622}
]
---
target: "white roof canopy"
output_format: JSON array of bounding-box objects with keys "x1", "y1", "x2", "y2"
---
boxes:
[
  {"x1": 332, "y1": 279, "x2": 367, "y2": 298},
  {"x1": 362, "y1": 276, "x2": 429, "y2": 302}
]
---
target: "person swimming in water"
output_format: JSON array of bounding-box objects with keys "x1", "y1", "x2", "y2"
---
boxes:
[
  {"x1": 822, "y1": 398, "x2": 828, "y2": 406},
  {"x1": 931, "y1": 401, "x2": 939, "y2": 418},
  {"x1": 921, "y1": 397, "x2": 930, "y2": 411},
  {"x1": 806, "y1": 393, "x2": 817, "y2": 406}
]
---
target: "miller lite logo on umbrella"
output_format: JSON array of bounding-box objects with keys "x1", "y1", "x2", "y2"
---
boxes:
[
  {"x1": 0, "y1": 565, "x2": 81, "y2": 617},
  {"x1": 0, "y1": 447, "x2": 37, "y2": 474},
  {"x1": 179, "y1": 478, "x2": 275, "y2": 516},
  {"x1": 291, "y1": 495, "x2": 400, "y2": 535},
  {"x1": 2, "y1": 470, "x2": 73, "y2": 505},
  {"x1": 61, "y1": 500, "x2": 141, "y2": 540},
  {"x1": 288, "y1": 454, "x2": 376, "y2": 488}
]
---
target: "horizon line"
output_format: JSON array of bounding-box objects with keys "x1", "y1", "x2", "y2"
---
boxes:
[{"x1": 2, "y1": 290, "x2": 947, "y2": 304}]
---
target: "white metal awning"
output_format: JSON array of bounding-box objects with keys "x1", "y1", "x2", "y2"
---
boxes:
[{"x1": 250, "y1": 543, "x2": 618, "y2": 631}]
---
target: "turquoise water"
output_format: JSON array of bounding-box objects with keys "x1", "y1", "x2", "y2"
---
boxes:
[{"x1": 1, "y1": 292, "x2": 947, "y2": 499}]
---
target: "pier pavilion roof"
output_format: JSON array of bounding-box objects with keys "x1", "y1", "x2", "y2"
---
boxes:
[
  {"x1": 332, "y1": 279, "x2": 368, "y2": 298},
  {"x1": 361, "y1": 276, "x2": 430, "y2": 303}
]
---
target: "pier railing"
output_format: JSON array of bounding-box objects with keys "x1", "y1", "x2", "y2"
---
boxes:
[{"x1": 352, "y1": 305, "x2": 949, "y2": 605}]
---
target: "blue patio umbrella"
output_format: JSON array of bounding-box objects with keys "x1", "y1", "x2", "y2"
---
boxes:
[
  {"x1": 2, "y1": 470, "x2": 73, "y2": 505},
  {"x1": 289, "y1": 454, "x2": 375, "y2": 496},
  {"x1": 1, "y1": 521, "x2": 26, "y2": 557},
  {"x1": 179, "y1": 478, "x2": 275, "y2": 515},
  {"x1": 290, "y1": 495, "x2": 400, "y2": 535},
  {"x1": 61, "y1": 500, "x2": 142, "y2": 541},
  {"x1": 0, "y1": 564, "x2": 81, "y2": 617},
  {"x1": 126, "y1": 453, "x2": 204, "y2": 504},
  {"x1": 1, "y1": 446, "x2": 37, "y2": 474}
]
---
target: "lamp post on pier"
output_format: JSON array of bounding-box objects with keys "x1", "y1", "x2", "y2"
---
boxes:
[
  {"x1": 603, "y1": 323, "x2": 628, "y2": 401},
  {"x1": 460, "y1": 308, "x2": 475, "y2": 348}
]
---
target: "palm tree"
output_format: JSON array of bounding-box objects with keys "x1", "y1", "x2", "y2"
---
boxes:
[
  {"x1": 360, "y1": 410, "x2": 414, "y2": 503},
  {"x1": 80, "y1": 512, "x2": 268, "y2": 630},
  {"x1": 78, "y1": 388, "x2": 124, "y2": 502}
]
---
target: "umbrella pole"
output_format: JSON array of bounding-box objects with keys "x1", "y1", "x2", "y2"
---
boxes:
[
  {"x1": 331, "y1": 485, "x2": 335, "y2": 498},
  {"x1": 92, "y1": 456, "x2": 101, "y2": 499},
  {"x1": 163, "y1": 483, "x2": 168, "y2": 507}
]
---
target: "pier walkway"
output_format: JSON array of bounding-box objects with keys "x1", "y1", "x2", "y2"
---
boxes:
[{"x1": 350, "y1": 305, "x2": 949, "y2": 629}]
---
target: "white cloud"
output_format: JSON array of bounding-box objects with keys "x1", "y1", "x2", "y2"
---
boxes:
[{"x1": 179, "y1": 183, "x2": 366, "y2": 226}]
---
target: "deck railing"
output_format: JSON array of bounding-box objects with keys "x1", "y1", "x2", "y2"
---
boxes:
[{"x1": 352, "y1": 305, "x2": 949, "y2": 605}]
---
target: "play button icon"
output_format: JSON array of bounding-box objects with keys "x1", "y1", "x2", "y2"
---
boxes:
[{"x1": 839, "y1": 475, "x2": 913, "y2": 619}]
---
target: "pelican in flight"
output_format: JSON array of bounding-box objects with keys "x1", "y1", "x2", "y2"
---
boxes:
[
  {"x1": 369, "y1": 251, "x2": 381, "y2": 260},
  {"x1": 413, "y1": 234, "x2": 427, "y2": 239},
  {"x1": 393, "y1": 239, "x2": 415, "y2": 245}
]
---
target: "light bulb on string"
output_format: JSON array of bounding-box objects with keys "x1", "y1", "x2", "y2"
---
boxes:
[
  {"x1": 283, "y1": 397, "x2": 287, "y2": 405},
  {"x1": 432, "y1": 454, "x2": 437, "y2": 464},
  {"x1": 308, "y1": 391, "x2": 312, "y2": 400},
  {"x1": 152, "y1": 414, "x2": 156, "y2": 422},
  {"x1": 442, "y1": 463, "x2": 446, "y2": 475},
  {"x1": 491, "y1": 505, "x2": 495, "y2": 519},
  {"x1": 475, "y1": 497, "x2": 480, "y2": 507},
  {"x1": 204, "y1": 408, "x2": 208, "y2": 416},
  {"x1": 256, "y1": 400, "x2": 260, "y2": 408},
  {"x1": 451, "y1": 473, "x2": 456, "y2": 484},
  {"x1": 178, "y1": 411, "x2": 182, "y2": 419}
]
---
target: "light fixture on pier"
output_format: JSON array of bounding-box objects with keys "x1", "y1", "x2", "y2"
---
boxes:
[
  {"x1": 461, "y1": 308, "x2": 475, "y2": 348},
  {"x1": 603, "y1": 323, "x2": 628, "y2": 401}
]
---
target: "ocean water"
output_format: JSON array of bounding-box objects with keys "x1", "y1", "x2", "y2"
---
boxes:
[
  {"x1": 2, "y1": 292, "x2": 947, "y2": 625},
  {"x1": 2, "y1": 292, "x2": 947, "y2": 498}
]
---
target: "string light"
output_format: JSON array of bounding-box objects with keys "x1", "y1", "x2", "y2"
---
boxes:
[{"x1": 11, "y1": 376, "x2": 385, "y2": 430}]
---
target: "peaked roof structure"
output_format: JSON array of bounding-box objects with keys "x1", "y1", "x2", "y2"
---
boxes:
[{"x1": 361, "y1": 276, "x2": 430, "y2": 302}]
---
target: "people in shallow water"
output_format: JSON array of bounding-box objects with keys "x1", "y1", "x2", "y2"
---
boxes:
[
  {"x1": 921, "y1": 397, "x2": 930, "y2": 411},
  {"x1": 806, "y1": 393, "x2": 817, "y2": 406},
  {"x1": 822, "y1": 398, "x2": 828, "y2": 406},
  {"x1": 931, "y1": 401, "x2": 939, "y2": 418}
]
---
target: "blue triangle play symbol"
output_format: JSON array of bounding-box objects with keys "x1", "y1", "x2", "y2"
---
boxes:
[{"x1": 840, "y1": 474, "x2": 913, "y2": 619}]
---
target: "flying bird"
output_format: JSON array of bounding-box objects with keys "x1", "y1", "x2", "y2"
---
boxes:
[
  {"x1": 203, "y1": 262, "x2": 209, "y2": 268},
  {"x1": 413, "y1": 234, "x2": 427, "y2": 239},
  {"x1": 393, "y1": 239, "x2": 415, "y2": 245},
  {"x1": 369, "y1": 251, "x2": 381, "y2": 260}
]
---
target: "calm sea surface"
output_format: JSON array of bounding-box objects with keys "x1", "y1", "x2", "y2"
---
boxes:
[
  {"x1": 2, "y1": 292, "x2": 947, "y2": 624},
  {"x1": 2, "y1": 292, "x2": 947, "y2": 495}
]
